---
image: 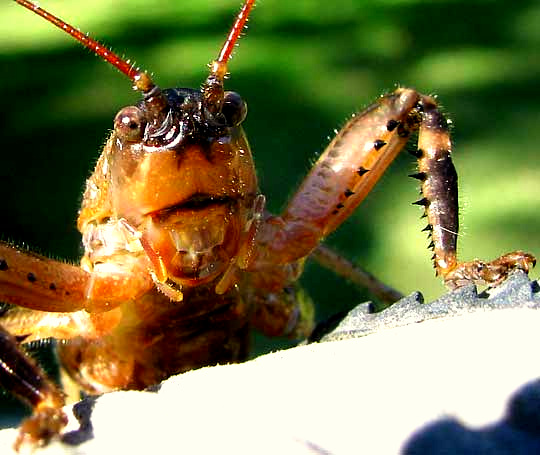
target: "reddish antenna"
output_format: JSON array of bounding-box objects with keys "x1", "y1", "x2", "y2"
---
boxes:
[
  {"x1": 15, "y1": 0, "x2": 256, "y2": 120},
  {"x1": 202, "y1": 0, "x2": 256, "y2": 117},
  {"x1": 13, "y1": 0, "x2": 156, "y2": 94},
  {"x1": 214, "y1": 0, "x2": 256, "y2": 78}
]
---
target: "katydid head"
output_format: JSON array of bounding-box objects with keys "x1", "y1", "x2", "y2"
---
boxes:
[{"x1": 16, "y1": 0, "x2": 260, "y2": 296}]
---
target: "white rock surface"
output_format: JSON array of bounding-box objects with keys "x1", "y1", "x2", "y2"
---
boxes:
[{"x1": 1, "y1": 306, "x2": 540, "y2": 454}]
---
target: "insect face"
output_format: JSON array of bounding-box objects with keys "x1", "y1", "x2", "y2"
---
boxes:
[
  {"x1": 0, "y1": 1, "x2": 538, "y2": 452},
  {"x1": 102, "y1": 88, "x2": 256, "y2": 288},
  {"x1": 13, "y1": 0, "x2": 259, "y2": 297}
]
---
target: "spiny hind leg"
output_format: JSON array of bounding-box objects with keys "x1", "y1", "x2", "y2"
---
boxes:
[
  {"x1": 413, "y1": 95, "x2": 535, "y2": 289},
  {"x1": 252, "y1": 88, "x2": 535, "y2": 290}
]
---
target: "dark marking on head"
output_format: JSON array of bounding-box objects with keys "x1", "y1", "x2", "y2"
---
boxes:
[
  {"x1": 331, "y1": 209, "x2": 339, "y2": 215},
  {"x1": 336, "y1": 203, "x2": 344, "y2": 209},
  {"x1": 386, "y1": 119, "x2": 399, "y2": 132},
  {"x1": 344, "y1": 189, "x2": 354, "y2": 198},
  {"x1": 357, "y1": 166, "x2": 370, "y2": 176},
  {"x1": 373, "y1": 139, "x2": 387, "y2": 150},
  {"x1": 409, "y1": 148, "x2": 424, "y2": 159},
  {"x1": 27, "y1": 272, "x2": 37, "y2": 283},
  {"x1": 409, "y1": 172, "x2": 426, "y2": 181},
  {"x1": 0, "y1": 259, "x2": 7, "y2": 271},
  {"x1": 49, "y1": 283, "x2": 57, "y2": 291}
]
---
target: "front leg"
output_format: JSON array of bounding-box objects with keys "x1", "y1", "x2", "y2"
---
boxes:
[
  {"x1": 0, "y1": 242, "x2": 154, "y2": 451},
  {"x1": 0, "y1": 242, "x2": 153, "y2": 313},
  {"x1": 0, "y1": 325, "x2": 67, "y2": 451},
  {"x1": 252, "y1": 88, "x2": 535, "y2": 289}
]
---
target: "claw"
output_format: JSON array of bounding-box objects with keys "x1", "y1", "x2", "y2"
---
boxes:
[
  {"x1": 14, "y1": 406, "x2": 68, "y2": 452},
  {"x1": 443, "y1": 251, "x2": 536, "y2": 290}
]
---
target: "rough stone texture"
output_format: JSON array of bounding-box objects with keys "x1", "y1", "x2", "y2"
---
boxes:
[
  {"x1": 1, "y1": 271, "x2": 540, "y2": 454},
  {"x1": 322, "y1": 269, "x2": 540, "y2": 341}
]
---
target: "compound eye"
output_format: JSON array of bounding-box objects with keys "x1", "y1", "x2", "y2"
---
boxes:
[
  {"x1": 222, "y1": 91, "x2": 247, "y2": 127},
  {"x1": 114, "y1": 106, "x2": 147, "y2": 142}
]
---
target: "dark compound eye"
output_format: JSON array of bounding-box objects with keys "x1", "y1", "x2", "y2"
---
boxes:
[
  {"x1": 222, "y1": 91, "x2": 247, "y2": 127},
  {"x1": 114, "y1": 106, "x2": 147, "y2": 142}
]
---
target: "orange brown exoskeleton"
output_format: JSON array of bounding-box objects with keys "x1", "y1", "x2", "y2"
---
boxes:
[{"x1": 0, "y1": 0, "x2": 535, "y2": 451}]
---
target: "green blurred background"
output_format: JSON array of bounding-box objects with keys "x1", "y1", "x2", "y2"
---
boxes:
[{"x1": 0, "y1": 0, "x2": 539, "y2": 426}]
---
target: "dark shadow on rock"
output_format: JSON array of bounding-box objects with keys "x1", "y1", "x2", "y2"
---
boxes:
[
  {"x1": 308, "y1": 309, "x2": 352, "y2": 342},
  {"x1": 61, "y1": 396, "x2": 97, "y2": 446},
  {"x1": 403, "y1": 379, "x2": 540, "y2": 454},
  {"x1": 145, "y1": 382, "x2": 162, "y2": 393}
]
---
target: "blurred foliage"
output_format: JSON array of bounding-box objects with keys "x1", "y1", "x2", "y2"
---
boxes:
[{"x1": 0, "y1": 0, "x2": 539, "y2": 426}]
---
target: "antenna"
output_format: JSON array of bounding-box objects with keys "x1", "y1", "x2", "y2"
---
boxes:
[{"x1": 202, "y1": 0, "x2": 256, "y2": 118}]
